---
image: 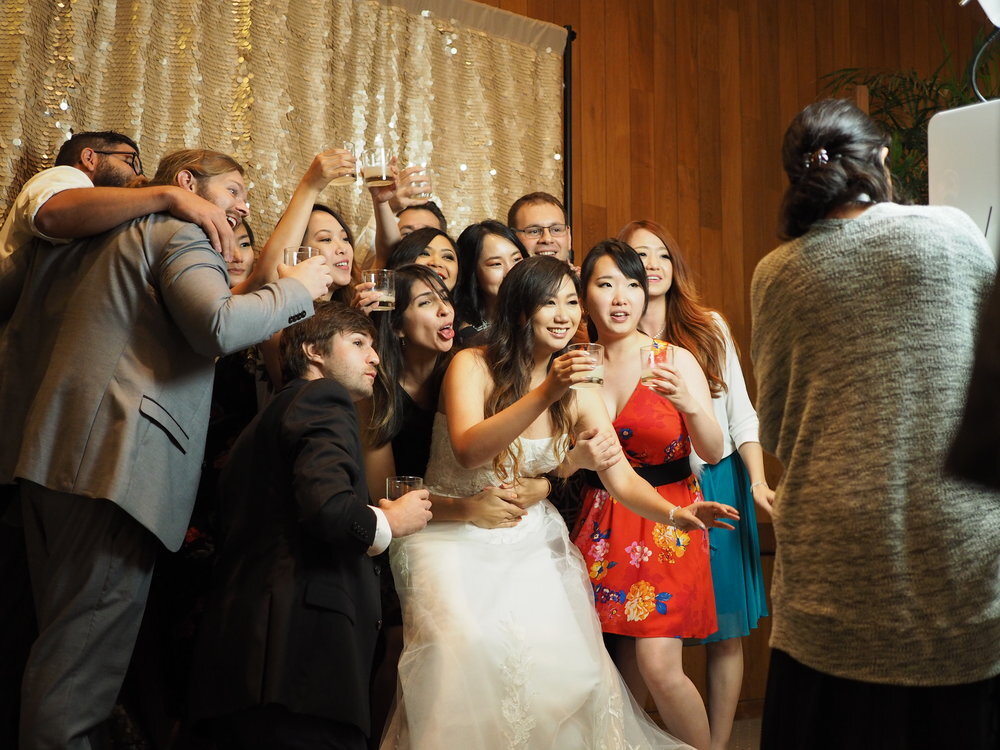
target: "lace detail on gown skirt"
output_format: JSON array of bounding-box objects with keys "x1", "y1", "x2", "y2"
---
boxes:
[{"x1": 380, "y1": 414, "x2": 693, "y2": 750}]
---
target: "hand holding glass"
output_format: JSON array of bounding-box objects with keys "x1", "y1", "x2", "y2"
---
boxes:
[
  {"x1": 568, "y1": 343, "x2": 605, "y2": 389},
  {"x1": 640, "y1": 344, "x2": 674, "y2": 386},
  {"x1": 283, "y1": 246, "x2": 317, "y2": 265},
  {"x1": 329, "y1": 141, "x2": 357, "y2": 186},
  {"x1": 362, "y1": 146, "x2": 393, "y2": 187},
  {"x1": 405, "y1": 164, "x2": 432, "y2": 201},
  {"x1": 386, "y1": 476, "x2": 424, "y2": 500},
  {"x1": 362, "y1": 269, "x2": 396, "y2": 310}
]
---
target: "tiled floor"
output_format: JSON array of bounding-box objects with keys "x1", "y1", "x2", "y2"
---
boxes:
[{"x1": 729, "y1": 717, "x2": 762, "y2": 750}]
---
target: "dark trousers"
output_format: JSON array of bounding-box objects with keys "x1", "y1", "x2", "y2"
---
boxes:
[
  {"x1": 761, "y1": 648, "x2": 1000, "y2": 750},
  {"x1": 213, "y1": 704, "x2": 367, "y2": 750},
  {"x1": 0, "y1": 496, "x2": 35, "y2": 749},
  {"x1": 18, "y1": 482, "x2": 159, "y2": 750}
]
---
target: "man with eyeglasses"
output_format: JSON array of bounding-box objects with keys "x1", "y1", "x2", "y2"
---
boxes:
[
  {"x1": 0, "y1": 131, "x2": 237, "y2": 280},
  {"x1": 507, "y1": 191, "x2": 573, "y2": 264},
  {"x1": 1, "y1": 148, "x2": 331, "y2": 750},
  {"x1": 0, "y1": 129, "x2": 152, "y2": 745}
]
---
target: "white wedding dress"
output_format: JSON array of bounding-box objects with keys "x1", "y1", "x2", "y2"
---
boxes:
[{"x1": 381, "y1": 413, "x2": 692, "y2": 750}]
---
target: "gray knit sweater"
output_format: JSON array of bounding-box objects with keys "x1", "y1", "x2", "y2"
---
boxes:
[{"x1": 751, "y1": 202, "x2": 1000, "y2": 686}]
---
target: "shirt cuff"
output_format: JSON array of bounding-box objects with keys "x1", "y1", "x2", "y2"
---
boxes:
[{"x1": 367, "y1": 505, "x2": 392, "y2": 556}]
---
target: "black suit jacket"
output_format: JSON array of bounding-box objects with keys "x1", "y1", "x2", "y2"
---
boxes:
[{"x1": 190, "y1": 377, "x2": 382, "y2": 735}]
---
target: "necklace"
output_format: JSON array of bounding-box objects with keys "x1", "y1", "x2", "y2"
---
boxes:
[{"x1": 653, "y1": 320, "x2": 666, "y2": 340}]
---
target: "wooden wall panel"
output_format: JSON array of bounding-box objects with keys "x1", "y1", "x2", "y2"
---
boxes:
[
  {"x1": 604, "y1": 1, "x2": 633, "y2": 233},
  {"x1": 652, "y1": 0, "x2": 679, "y2": 236},
  {"x1": 490, "y1": 0, "x2": 987, "y2": 361},
  {"x1": 487, "y1": 0, "x2": 989, "y2": 719}
]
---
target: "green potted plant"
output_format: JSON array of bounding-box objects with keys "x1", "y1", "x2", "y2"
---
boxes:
[{"x1": 823, "y1": 29, "x2": 998, "y2": 203}]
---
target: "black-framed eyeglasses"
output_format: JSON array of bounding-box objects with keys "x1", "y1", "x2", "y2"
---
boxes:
[
  {"x1": 514, "y1": 223, "x2": 569, "y2": 239},
  {"x1": 94, "y1": 150, "x2": 143, "y2": 176}
]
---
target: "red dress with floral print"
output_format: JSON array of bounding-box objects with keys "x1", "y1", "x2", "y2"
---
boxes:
[{"x1": 571, "y1": 382, "x2": 717, "y2": 638}]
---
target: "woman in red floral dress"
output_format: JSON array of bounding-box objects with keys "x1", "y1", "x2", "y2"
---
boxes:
[{"x1": 572, "y1": 240, "x2": 730, "y2": 750}]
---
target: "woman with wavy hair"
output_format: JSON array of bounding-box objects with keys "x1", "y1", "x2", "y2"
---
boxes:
[
  {"x1": 382, "y1": 256, "x2": 736, "y2": 750},
  {"x1": 360, "y1": 264, "x2": 548, "y2": 742},
  {"x1": 617, "y1": 219, "x2": 772, "y2": 750}
]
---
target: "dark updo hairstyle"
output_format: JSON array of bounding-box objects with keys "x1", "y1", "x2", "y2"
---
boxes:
[
  {"x1": 779, "y1": 98, "x2": 893, "y2": 240},
  {"x1": 366, "y1": 264, "x2": 453, "y2": 448},
  {"x1": 484, "y1": 255, "x2": 579, "y2": 482},
  {"x1": 454, "y1": 220, "x2": 528, "y2": 330},
  {"x1": 579, "y1": 239, "x2": 649, "y2": 342},
  {"x1": 386, "y1": 227, "x2": 456, "y2": 269}
]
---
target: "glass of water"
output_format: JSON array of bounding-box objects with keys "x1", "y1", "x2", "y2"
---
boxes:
[{"x1": 567, "y1": 343, "x2": 604, "y2": 389}]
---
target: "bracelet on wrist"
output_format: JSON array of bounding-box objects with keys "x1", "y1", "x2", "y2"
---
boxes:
[
  {"x1": 668, "y1": 505, "x2": 680, "y2": 526},
  {"x1": 750, "y1": 481, "x2": 767, "y2": 491}
]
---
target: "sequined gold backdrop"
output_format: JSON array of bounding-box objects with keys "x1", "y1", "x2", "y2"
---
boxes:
[{"x1": 0, "y1": 0, "x2": 565, "y2": 237}]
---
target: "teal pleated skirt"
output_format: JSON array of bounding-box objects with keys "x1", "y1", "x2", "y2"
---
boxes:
[{"x1": 695, "y1": 451, "x2": 768, "y2": 643}]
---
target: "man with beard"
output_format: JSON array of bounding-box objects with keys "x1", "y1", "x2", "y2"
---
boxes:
[
  {"x1": 0, "y1": 148, "x2": 332, "y2": 750},
  {"x1": 0, "y1": 131, "x2": 239, "y2": 322},
  {"x1": 0, "y1": 131, "x2": 237, "y2": 257}
]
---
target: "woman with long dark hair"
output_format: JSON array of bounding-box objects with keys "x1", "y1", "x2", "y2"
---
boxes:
[
  {"x1": 360, "y1": 264, "x2": 548, "y2": 743},
  {"x1": 381, "y1": 256, "x2": 736, "y2": 749},
  {"x1": 617, "y1": 220, "x2": 771, "y2": 750},
  {"x1": 571, "y1": 239, "x2": 727, "y2": 749},
  {"x1": 452, "y1": 220, "x2": 528, "y2": 347},
  {"x1": 361, "y1": 264, "x2": 543, "y2": 526}
]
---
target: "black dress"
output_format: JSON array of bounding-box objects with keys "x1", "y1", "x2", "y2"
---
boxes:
[
  {"x1": 378, "y1": 384, "x2": 435, "y2": 628},
  {"x1": 390, "y1": 385, "x2": 436, "y2": 479}
]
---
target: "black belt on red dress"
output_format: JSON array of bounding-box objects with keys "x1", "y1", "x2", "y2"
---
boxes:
[{"x1": 581, "y1": 455, "x2": 691, "y2": 491}]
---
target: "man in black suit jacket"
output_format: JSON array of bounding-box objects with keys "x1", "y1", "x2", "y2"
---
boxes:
[{"x1": 190, "y1": 302, "x2": 431, "y2": 750}]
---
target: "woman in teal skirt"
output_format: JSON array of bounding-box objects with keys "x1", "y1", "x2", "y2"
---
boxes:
[{"x1": 618, "y1": 219, "x2": 772, "y2": 750}]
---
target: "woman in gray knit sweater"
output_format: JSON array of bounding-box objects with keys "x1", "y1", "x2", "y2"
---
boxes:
[{"x1": 751, "y1": 99, "x2": 999, "y2": 749}]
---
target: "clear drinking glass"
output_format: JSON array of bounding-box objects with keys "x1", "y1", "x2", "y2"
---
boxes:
[
  {"x1": 386, "y1": 475, "x2": 423, "y2": 499},
  {"x1": 362, "y1": 269, "x2": 396, "y2": 310},
  {"x1": 567, "y1": 343, "x2": 605, "y2": 389},
  {"x1": 329, "y1": 141, "x2": 357, "y2": 186},
  {"x1": 283, "y1": 246, "x2": 317, "y2": 265},
  {"x1": 361, "y1": 145, "x2": 393, "y2": 187},
  {"x1": 640, "y1": 343, "x2": 674, "y2": 386}
]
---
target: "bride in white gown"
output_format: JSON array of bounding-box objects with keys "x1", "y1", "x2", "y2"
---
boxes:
[{"x1": 381, "y1": 257, "x2": 737, "y2": 750}]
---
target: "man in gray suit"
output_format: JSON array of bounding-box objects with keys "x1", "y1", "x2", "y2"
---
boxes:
[
  {"x1": 0, "y1": 130, "x2": 245, "y2": 747},
  {"x1": 0, "y1": 148, "x2": 332, "y2": 750}
]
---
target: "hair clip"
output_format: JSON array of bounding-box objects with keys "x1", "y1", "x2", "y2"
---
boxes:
[{"x1": 803, "y1": 148, "x2": 830, "y2": 169}]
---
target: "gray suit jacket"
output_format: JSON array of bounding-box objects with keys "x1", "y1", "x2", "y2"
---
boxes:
[{"x1": 0, "y1": 213, "x2": 314, "y2": 550}]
